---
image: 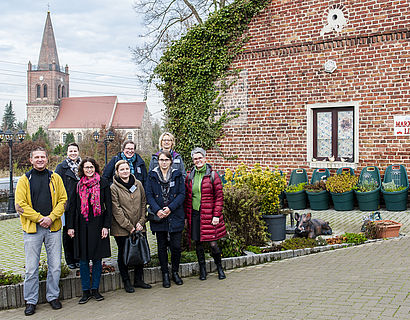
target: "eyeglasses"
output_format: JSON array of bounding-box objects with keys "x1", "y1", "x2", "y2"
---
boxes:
[
  {"x1": 124, "y1": 148, "x2": 134, "y2": 151},
  {"x1": 159, "y1": 159, "x2": 171, "y2": 162},
  {"x1": 84, "y1": 166, "x2": 95, "y2": 170},
  {"x1": 162, "y1": 139, "x2": 172, "y2": 142}
]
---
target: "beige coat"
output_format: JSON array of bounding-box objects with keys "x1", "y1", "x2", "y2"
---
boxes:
[{"x1": 110, "y1": 175, "x2": 147, "y2": 236}]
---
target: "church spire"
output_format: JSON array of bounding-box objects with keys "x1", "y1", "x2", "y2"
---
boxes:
[{"x1": 37, "y1": 11, "x2": 60, "y2": 70}]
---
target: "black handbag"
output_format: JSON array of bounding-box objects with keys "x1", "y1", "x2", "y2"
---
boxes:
[
  {"x1": 123, "y1": 231, "x2": 151, "y2": 266},
  {"x1": 147, "y1": 206, "x2": 161, "y2": 222}
]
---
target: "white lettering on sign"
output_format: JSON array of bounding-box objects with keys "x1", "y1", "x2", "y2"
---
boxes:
[{"x1": 394, "y1": 116, "x2": 410, "y2": 136}]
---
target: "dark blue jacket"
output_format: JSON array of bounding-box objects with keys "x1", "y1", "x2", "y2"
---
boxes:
[
  {"x1": 102, "y1": 152, "x2": 147, "y2": 187},
  {"x1": 145, "y1": 168, "x2": 185, "y2": 233}
]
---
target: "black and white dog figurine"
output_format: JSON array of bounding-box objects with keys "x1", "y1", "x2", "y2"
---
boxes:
[{"x1": 294, "y1": 213, "x2": 332, "y2": 239}]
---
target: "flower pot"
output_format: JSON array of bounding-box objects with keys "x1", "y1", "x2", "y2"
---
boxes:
[
  {"x1": 306, "y1": 190, "x2": 329, "y2": 210},
  {"x1": 285, "y1": 190, "x2": 307, "y2": 210},
  {"x1": 355, "y1": 189, "x2": 380, "y2": 211},
  {"x1": 375, "y1": 220, "x2": 402, "y2": 238},
  {"x1": 330, "y1": 190, "x2": 354, "y2": 211},
  {"x1": 262, "y1": 214, "x2": 286, "y2": 241},
  {"x1": 381, "y1": 187, "x2": 409, "y2": 211}
]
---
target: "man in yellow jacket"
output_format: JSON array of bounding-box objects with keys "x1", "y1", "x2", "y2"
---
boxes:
[{"x1": 15, "y1": 147, "x2": 67, "y2": 316}]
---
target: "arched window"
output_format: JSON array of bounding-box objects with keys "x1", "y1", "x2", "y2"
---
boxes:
[
  {"x1": 127, "y1": 132, "x2": 133, "y2": 140},
  {"x1": 58, "y1": 85, "x2": 61, "y2": 99},
  {"x1": 62, "y1": 86, "x2": 66, "y2": 97},
  {"x1": 43, "y1": 84, "x2": 48, "y2": 98},
  {"x1": 77, "y1": 132, "x2": 82, "y2": 143},
  {"x1": 62, "y1": 132, "x2": 67, "y2": 144},
  {"x1": 36, "y1": 84, "x2": 41, "y2": 98}
]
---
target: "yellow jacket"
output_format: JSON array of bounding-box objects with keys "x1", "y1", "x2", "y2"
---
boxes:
[{"x1": 15, "y1": 169, "x2": 67, "y2": 233}]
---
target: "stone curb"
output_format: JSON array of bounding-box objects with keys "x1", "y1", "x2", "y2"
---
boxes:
[
  {"x1": 0, "y1": 235, "x2": 404, "y2": 310},
  {"x1": 0, "y1": 213, "x2": 19, "y2": 221}
]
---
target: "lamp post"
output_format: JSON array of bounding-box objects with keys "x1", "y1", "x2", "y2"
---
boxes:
[
  {"x1": 93, "y1": 130, "x2": 115, "y2": 166},
  {"x1": 0, "y1": 129, "x2": 25, "y2": 213}
]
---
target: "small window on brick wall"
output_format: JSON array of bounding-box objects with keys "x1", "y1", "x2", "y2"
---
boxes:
[
  {"x1": 307, "y1": 102, "x2": 359, "y2": 167},
  {"x1": 313, "y1": 107, "x2": 354, "y2": 162}
]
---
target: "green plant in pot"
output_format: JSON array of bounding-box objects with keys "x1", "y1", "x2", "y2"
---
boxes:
[
  {"x1": 225, "y1": 163, "x2": 287, "y2": 241},
  {"x1": 304, "y1": 181, "x2": 326, "y2": 193},
  {"x1": 285, "y1": 182, "x2": 306, "y2": 193},
  {"x1": 326, "y1": 172, "x2": 358, "y2": 211},
  {"x1": 356, "y1": 180, "x2": 378, "y2": 192},
  {"x1": 304, "y1": 180, "x2": 329, "y2": 210}
]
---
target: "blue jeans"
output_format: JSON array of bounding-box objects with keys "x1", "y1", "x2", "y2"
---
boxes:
[
  {"x1": 79, "y1": 259, "x2": 102, "y2": 291},
  {"x1": 23, "y1": 226, "x2": 62, "y2": 304}
]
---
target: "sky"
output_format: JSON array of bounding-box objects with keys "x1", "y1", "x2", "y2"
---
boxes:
[{"x1": 0, "y1": 0, "x2": 164, "y2": 123}]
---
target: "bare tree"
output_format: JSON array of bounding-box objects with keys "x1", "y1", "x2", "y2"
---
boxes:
[{"x1": 132, "y1": 0, "x2": 231, "y2": 77}]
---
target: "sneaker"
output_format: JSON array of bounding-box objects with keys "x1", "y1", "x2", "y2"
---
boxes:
[
  {"x1": 24, "y1": 304, "x2": 36, "y2": 316},
  {"x1": 49, "y1": 299, "x2": 62, "y2": 310},
  {"x1": 67, "y1": 263, "x2": 76, "y2": 269},
  {"x1": 91, "y1": 289, "x2": 104, "y2": 301},
  {"x1": 78, "y1": 290, "x2": 92, "y2": 304}
]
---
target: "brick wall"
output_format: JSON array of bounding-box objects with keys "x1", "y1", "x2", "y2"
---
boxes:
[{"x1": 207, "y1": 0, "x2": 410, "y2": 179}]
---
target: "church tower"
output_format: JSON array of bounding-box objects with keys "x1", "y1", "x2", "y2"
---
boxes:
[{"x1": 27, "y1": 11, "x2": 69, "y2": 136}]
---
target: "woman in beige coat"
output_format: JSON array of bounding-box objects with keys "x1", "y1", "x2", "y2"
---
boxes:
[{"x1": 110, "y1": 160, "x2": 151, "y2": 293}]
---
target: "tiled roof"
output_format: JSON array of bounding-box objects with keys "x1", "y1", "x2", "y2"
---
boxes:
[{"x1": 111, "y1": 102, "x2": 146, "y2": 128}]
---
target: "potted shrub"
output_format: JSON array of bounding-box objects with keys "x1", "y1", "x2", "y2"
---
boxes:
[
  {"x1": 364, "y1": 220, "x2": 402, "y2": 239},
  {"x1": 285, "y1": 182, "x2": 307, "y2": 210},
  {"x1": 326, "y1": 172, "x2": 358, "y2": 211},
  {"x1": 355, "y1": 166, "x2": 381, "y2": 211},
  {"x1": 381, "y1": 164, "x2": 409, "y2": 211},
  {"x1": 225, "y1": 163, "x2": 287, "y2": 241},
  {"x1": 284, "y1": 169, "x2": 308, "y2": 210},
  {"x1": 304, "y1": 180, "x2": 329, "y2": 210}
]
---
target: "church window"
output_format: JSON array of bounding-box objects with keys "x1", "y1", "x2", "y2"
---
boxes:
[
  {"x1": 43, "y1": 84, "x2": 48, "y2": 98},
  {"x1": 58, "y1": 85, "x2": 61, "y2": 99},
  {"x1": 62, "y1": 133, "x2": 67, "y2": 144},
  {"x1": 62, "y1": 86, "x2": 66, "y2": 97},
  {"x1": 127, "y1": 132, "x2": 133, "y2": 140},
  {"x1": 36, "y1": 84, "x2": 41, "y2": 98},
  {"x1": 77, "y1": 132, "x2": 82, "y2": 143}
]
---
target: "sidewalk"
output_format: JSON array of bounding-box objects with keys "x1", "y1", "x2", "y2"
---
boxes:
[{"x1": 1, "y1": 236, "x2": 408, "y2": 319}]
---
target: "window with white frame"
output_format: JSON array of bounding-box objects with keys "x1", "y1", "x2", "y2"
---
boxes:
[
  {"x1": 307, "y1": 102, "x2": 359, "y2": 166},
  {"x1": 127, "y1": 132, "x2": 133, "y2": 140},
  {"x1": 62, "y1": 132, "x2": 67, "y2": 144},
  {"x1": 77, "y1": 132, "x2": 82, "y2": 143}
]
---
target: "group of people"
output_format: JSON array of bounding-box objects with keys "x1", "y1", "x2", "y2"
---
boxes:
[{"x1": 15, "y1": 132, "x2": 227, "y2": 316}]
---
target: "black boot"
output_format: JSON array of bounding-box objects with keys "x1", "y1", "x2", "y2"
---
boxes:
[
  {"x1": 134, "y1": 267, "x2": 152, "y2": 289},
  {"x1": 162, "y1": 273, "x2": 171, "y2": 288},
  {"x1": 91, "y1": 289, "x2": 104, "y2": 301},
  {"x1": 79, "y1": 290, "x2": 92, "y2": 304},
  {"x1": 212, "y1": 252, "x2": 226, "y2": 280},
  {"x1": 196, "y1": 247, "x2": 207, "y2": 280},
  {"x1": 171, "y1": 271, "x2": 183, "y2": 285},
  {"x1": 123, "y1": 279, "x2": 135, "y2": 293}
]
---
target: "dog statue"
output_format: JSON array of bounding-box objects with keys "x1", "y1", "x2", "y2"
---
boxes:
[{"x1": 294, "y1": 213, "x2": 332, "y2": 239}]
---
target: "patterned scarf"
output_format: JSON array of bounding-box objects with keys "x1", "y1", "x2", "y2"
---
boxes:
[
  {"x1": 66, "y1": 157, "x2": 81, "y2": 180},
  {"x1": 120, "y1": 152, "x2": 136, "y2": 175},
  {"x1": 77, "y1": 173, "x2": 101, "y2": 221}
]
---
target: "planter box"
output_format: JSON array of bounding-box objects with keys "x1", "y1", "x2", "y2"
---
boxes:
[
  {"x1": 375, "y1": 220, "x2": 402, "y2": 238},
  {"x1": 285, "y1": 190, "x2": 307, "y2": 210},
  {"x1": 330, "y1": 190, "x2": 354, "y2": 211},
  {"x1": 306, "y1": 190, "x2": 329, "y2": 210},
  {"x1": 355, "y1": 188, "x2": 380, "y2": 211}
]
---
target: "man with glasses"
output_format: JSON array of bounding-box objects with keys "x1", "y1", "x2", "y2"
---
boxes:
[
  {"x1": 103, "y1": 140, "x2": 147, "y2": 187},
  {"x1": 15, "y1": 147, "x2": 67, "y2": 316}
]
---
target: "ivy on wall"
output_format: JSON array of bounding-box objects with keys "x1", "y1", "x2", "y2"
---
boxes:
[{"x1": 154, "y1": 0, "x2": 269, "y2": 167}]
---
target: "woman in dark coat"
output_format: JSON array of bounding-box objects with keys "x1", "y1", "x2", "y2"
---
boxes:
[
  {"x1": 54, "y1": 142, "x2": 81, "y2": 269},
  {"x1": 145, "y1": 150, "x2": 185, "y2": 288},
  {"x1": 67, "y1": 157, "x2": 112, "y2": 304},
  {"x1": 184, "y1": 147, "x2": 227, "y2": 281}
]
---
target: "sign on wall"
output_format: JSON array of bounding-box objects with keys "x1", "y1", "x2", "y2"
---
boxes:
[{"x1": 394, "y1": 115, "x2": 410, "y2": 135}]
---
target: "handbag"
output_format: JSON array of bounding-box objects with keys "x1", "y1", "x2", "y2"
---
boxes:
[
  {"x1": 123, "y1": 231, "x2": 151, "y2": 266},
  {"x1": 147, "y1": 206, "x2": 161, "y2": 222}
]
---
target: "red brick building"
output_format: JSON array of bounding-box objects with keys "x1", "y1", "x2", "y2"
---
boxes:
[{"x1": 207, "y1": 0, "x2": 409, "y2": 178}]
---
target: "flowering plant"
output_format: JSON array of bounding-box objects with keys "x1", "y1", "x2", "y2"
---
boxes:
[{"x1": 224, "y1": 163, "x2": 287, "y2": 215}]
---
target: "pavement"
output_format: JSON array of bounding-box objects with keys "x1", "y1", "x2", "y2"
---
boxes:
[{"x1": 0, "y1": 208, "x2": 409, "y2": 319}]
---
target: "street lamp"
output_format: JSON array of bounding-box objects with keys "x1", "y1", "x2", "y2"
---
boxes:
[
  {"x1": 93, "y1": 130, "x2": 115, "y2": 166},
  {"x1": 0, "y1": 129, "x2": 25, "y2": 214}
]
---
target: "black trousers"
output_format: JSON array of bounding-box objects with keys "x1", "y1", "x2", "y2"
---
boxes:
[
  {"x1": 114, "y1": 235, "x2": 144, "y2": 282},
  {"x1": 155, "y1": 231, "x2": 182, "y2": 274},
  {"x1": 63, "y1": 226, "x2": 79, "y2": 265}
]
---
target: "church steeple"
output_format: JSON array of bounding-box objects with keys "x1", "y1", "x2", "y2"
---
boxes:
[{"x1": 37, "y1": 11, "x2": 60, "y2": 71}]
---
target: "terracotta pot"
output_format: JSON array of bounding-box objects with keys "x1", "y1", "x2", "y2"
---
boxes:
[{"x1": 375, "y1": 220, "x2": 402, "y2": 238}]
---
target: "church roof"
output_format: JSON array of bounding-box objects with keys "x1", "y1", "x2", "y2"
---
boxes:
[
  {"x1": 48, "y1": 96, "x2": 146, "y2": 129},
  {"x1": 38, "y1": 11, "x2": 60, "y2": 70}
]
